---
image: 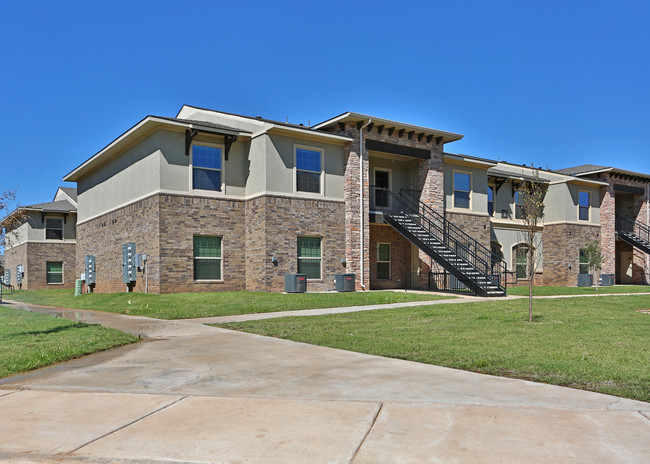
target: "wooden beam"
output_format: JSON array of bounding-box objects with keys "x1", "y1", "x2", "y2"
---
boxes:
[
  {"x1": 185, "y1": 129, "x2": 198, "y2": 156},
  {"x1": 426, "y1": 134, "x2": 433, "y2": 143},
  {"x1": 408, "y1": 131, "x2": 415, "y2": 140},
  {"x1": 417, "y1": 133, "x2": 424, "y2": 142},
  {"x1": 377, "y1": 125, "x2": 384, "y2": 134},
  {"x1": 356, "y1": 121, "x2": 364, "y2": 130},
  {"x1": 365, "y1": 139, "x2": 431, "y2": 159},
  {"x1": 398, "y1": 129, "x2": 405, "y2": 138},
  {"x1": 388, "y1": 127, "x2": 395, "y2": 136},
  {"x1": 436, "y1": 136, "x2": 443, "y2": 145},
  {"x1": 337, "y1": 122, "x2": 346, "y2": 131},
  {"x1": 367, "y1": 122, "x2": 374, "y2": 132}
]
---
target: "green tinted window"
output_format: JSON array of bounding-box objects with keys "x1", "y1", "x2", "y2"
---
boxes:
[
  {"x1": 377, "y1": 243, "x2": 391, "y2": 280},
  {"x1": 298, "y1": 237, "x2": 321, "y2": 279},
  {"x1": 46, "y1": 261, "x2": 63, "y2": 284},
  {"x1": 193, "y1": 236, "x2": 222, "y2": 280}
]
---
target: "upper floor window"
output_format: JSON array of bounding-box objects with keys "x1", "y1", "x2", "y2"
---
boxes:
[
  {"x1": 579, "y1": 191, "x2": 590, "y2": 221},
  {"x1": 192, "y1": 144, "x2": 223, "y2": 191},
  {"x1": 515, "y1": 190, "x2": 526, "y2": 219},
  {"x1": 487, "y1": 185, "x2": 494, "y2": 216},
  {"x1": 453, "y1": 171, "x2": 471, "y2": 209},
  {"x1": 45, "y1": 218, "x2": 63, "y2": 240},
  {"x1": 295, "y1": 147, "x2": 322, "y2": 194}
]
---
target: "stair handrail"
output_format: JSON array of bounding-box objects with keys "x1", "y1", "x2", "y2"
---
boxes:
[
  {"x1": 398, "y1": 188, "x2": 509, "y2": 278},
  {"x1": 616, "y1": 216, "x2": 650, "y2": 243},
  {"x1": 371, "y1": 186, "x2": 507, "y2": 294}
]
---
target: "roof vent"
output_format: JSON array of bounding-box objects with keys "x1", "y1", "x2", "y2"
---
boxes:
[{"x1": 255, "y1": 116, "x2": 262, "y2": 119}]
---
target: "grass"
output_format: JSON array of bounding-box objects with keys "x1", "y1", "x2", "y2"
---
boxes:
[
  {"x1": 218, "y1": 295, "x2": 650, "y2": 402},
  {"x1": 0, "y1": 305, "x2": 137, "y2": 379},
  {"x1": 5, "y1": 289, "x2": 453, "y2": 320},
  {"x1": 507, "y1": 285, "x2": 650, "y2": 296}
]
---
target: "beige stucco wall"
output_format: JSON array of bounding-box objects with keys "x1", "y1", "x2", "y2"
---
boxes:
[
  {"x1": 444, "y1": 162, "x2": 489, "y2": 214},
  {"x1": 491, "y1": 226, "x2": 544, "y2": 272},
  {"x1": 368, "y1": 155, "x2": 419, "y2": 198},
  {"x1": 544, "y1": 182, "x2": 600, "y2": 224},
  {"x1": 5, "y1": 212, "x2": 76, "y2": 248}
]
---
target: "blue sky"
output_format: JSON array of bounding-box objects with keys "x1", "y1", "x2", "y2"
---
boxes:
[{"x1": 1, "y1": 0, "x2": 648, "y2": 208}]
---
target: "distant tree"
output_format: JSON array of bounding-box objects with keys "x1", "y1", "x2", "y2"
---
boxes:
[
  {"x1": 517, "y1": 168, "x2": 546, "y2": 323},
  {"x1": 583, "y1": 239, "x2": 604, "y2": 291},
  {"x1": 0, "y1": 189, "x2": 24, "y2": 252}
]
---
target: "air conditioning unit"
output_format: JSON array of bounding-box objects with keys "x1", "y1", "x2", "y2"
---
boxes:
[
  {"x1": 285, "y1": 274, "x2": 307, "y2": 293},
  {"x1": 334, "y1": 274, "x2": 355, "y2": 292}
]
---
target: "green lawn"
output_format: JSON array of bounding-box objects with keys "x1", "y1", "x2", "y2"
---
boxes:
[
  {"x1": 0, "y1": 305, "x2": 137, "y2": 379},
  {"x1": 6, "y1": 289, "x2": 453, "y2": 320},
  {"x1": 218, "y1": 295, "x2": 650, "y2": 402},
  {"x1": 507, "y1": 285, "x2": 650, "y2": 296}
]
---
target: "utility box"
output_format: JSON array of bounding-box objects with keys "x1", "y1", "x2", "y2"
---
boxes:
[
  {"x1": 334, "y1": 274, "x2": 355, "y2": 292},
  {"x1": 16, "y1": 265, "x2": 23, "y2": 286},
  {"x1": 599, "y1": 273, "x2": 615, "y2": 286},
  {"x1": 122, "y1": 243, "x2": 137, "y2": 283},
  {"x1": 85, "y1": 255, "x2": 96, "y2": 285},
  {"x1": 4, "y1": 269, "x2": 10, "y2": 286},
  {"x1": 577, "y1": 274, "x2": 593, "y2": 287},
  {"x1": 285, "y1": 274, "x2": 307, "y2": 293}
]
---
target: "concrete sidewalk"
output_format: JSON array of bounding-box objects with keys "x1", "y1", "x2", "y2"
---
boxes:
[{"x1": 1, "y1": 299, "x2": 649, "y2": 463}]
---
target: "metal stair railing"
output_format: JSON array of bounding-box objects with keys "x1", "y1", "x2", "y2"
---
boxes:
[
  {"x1": 371, "y1": 186, "x2": 507, "y2": 295},
  {"x1": 616, "y1": 216, "x2": 650, "y2": 245}
]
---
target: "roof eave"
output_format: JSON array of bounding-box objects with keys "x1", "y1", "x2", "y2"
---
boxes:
[{"x1": 266, "y1": 125, "x2": 353, "y2": 144}]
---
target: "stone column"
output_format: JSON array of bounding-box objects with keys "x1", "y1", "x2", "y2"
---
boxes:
[{"x1": 599, "y1": 176, "x2": 616, "y2": 275}]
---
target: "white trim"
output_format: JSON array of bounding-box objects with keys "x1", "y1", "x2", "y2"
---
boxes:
[
  {"x1": 444, "y1": 154, "x2": 496, "y2": 168},
  {"x1": 190, "y1": 141, "x2": 226, "y2": 196},
  {"x1": 4, "y1": 239, "x2": 77, "y2": 250},
  {"x1": 294, "y1": 144, "x2": 325, "y2": 197},
  {"x1": 376, "y1": 242, "x2": 391, "y2": 280},
  {"x1": 372, "y1": 166, "x2": 392, "y2": 209},
  {"x1": 452, "y1": 169, "x2": 472, "y2": 210},
  {"x1": 578, "y1": 189, "x2": 591, "y2": 222},
  {"x1": 511, "y1": 243, "x2": 529, "y2": 277},
  {"x1": 446, "y1": 209, "x2": 490, "y2": 217},
  {"x1": 193, "y1": 235, "x2": 224, "y2": 282},
  {"x1": 548, "y1": 178, "x2": 609, "y2": 187},
  {"x1": 542, "y1": 220, "x2": 600, "y2": 227},
  {"x1": 297, "y1": 235, "x2": 322, "y2": 281},
  {"x1": 267, "y1": 125, "x2": 353, "y2": 143},
  {"x1": 76, "y1": 190, "x2": 345, "y2": 225},
  {"x1": 46, "y1": 260, "x2": 64, "y2": 285}
]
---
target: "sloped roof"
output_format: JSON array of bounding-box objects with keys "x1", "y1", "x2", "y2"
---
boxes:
[
  {"x1": 487, "y1": 168, "x2": 551, "y2": 183},
  {"x1": 555, "y1": 164, "x2": 610, "y2": 176},
  {"x1": 23, "y1": 199, "x2": 76, "y2": 213},
  {"x1": 58, "y1": 187, "x2": 77, "y2": 202}
]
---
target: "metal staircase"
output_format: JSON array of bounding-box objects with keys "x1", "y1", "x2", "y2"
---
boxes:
[
  {"x1": 616, "y1": 217, "x2": 650, "y2": 255},
  {"x1": 371, "y1": 187, "x2": 508, "y2": 297}
]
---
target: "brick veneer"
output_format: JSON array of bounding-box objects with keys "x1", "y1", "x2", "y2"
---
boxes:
[
  {"x1": 5, "y1": 241, "x2": 76, "y2": 290},
  {"x1": 323, "y1": 122, "x2": 445, "y2": 289},
  {"x1": 542, "y1": 223, "x2": 600, "y2": 286},
  {"x1": 446, "y1": 212, "x2": 491, "y2": 246},
  {"x1": 369, "y1": 223, "x2": 412, "y2": 289},
  {"x1": 76, "y1": 193, "x2": 345, "y2": 293}
]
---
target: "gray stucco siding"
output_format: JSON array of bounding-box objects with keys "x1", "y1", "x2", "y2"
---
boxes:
[
  {"x1": 491, "y1": 226, "x2": 544, "y2": 272},
  {"x1": 443, "y1": 162, "x2": 489, "y2": 214}
]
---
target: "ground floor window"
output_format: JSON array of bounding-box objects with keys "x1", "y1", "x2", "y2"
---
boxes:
[
  {"x1": 194, "y1": 236, "x2": 222, "y2": 280},
  {"x1": 377, "y1": 243, "x2": 391, "y2": 279},
  {"x1": 514, "y1": 244, "x2": 528, "y2": 279},
  {"x1": 579, "y1": 248, "x2": 590, "y2": 274},
  {"x1": 46, "y1": 261, "x2": 63, "y2": 284},
  {"x1": 298, "y1": 236, "x2": 321, "y2": 279}
]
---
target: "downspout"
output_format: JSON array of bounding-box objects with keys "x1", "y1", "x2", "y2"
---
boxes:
[{"x1": 358, "y1": 119, "x2": 372, "y2": 290}]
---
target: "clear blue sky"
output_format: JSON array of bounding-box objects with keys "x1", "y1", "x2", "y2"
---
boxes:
[{"x1": 1, "y1": 0, "x2": 648, "y2": 208}]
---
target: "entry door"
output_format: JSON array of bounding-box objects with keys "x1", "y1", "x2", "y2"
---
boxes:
[
  {"x1": 374, "y1": 169, "x2": 391, "y2": 209},
  {"x1": 620, "y1": 251, "x2": 634, "y2": 284}
]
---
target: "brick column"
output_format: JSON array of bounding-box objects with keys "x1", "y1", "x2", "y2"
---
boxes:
[
  {"x1": 416, "y1": 145, "x2": 445, "y2": 271},
  {"x1": 599, "y1": 176, "x2": 616, "y2": 275}
]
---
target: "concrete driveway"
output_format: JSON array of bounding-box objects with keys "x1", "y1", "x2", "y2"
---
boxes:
[{"x1": 1, "y1": 300, "x2": 649, "y2": 463}]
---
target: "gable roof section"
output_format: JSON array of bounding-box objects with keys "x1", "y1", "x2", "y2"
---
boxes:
[
  {"x1": 555, "y1": 164, "x2": 610, "y2": 176},
  {"x1": 59, "y1": 187, "x2": 77, "y2": 202},
  {"x1": 22, "y1": 199, "x2": 77, "y2": 213}
]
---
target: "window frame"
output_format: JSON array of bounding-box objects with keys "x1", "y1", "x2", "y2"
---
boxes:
[
  {"x1": 45, "y1": 217, "x2": 64, "y2": 240},
  {"x1": 514, "y1": 190, "x2": 526, "y2": 220},
  {"x1": 190, "y1": 142, "x2": 225, "y2": 195},
  {"x1": 453, "y1": 170, "x2": 472, "y2": 210},
  {"x1": 294, "y1": 144, "x2": 324, "y2": 197},
  {"x1": 579, "y1": 248, "x2": 590, "y2": 275},
  {"x1": 372, "y1": 167, "x2": 392, "y2": 209},
  {"x1": 513, "y1": 244, "x2": 529, "y2": 279},
  {"x1": 376, "y1": 243, "x2": 391, "y2": 280},
  {"x1": 578, "y1": 190, "x2": 590, "y2": 221},
  {"x1": 297, "y1": 236, "x2": 322, "y2": 280},
  {"x1": 487, "y1": 184, "x2": 495, "y2": 217},
  {"x1": 46, "y1": 261, "x2": 64, "y2": 285},
  {"x1": 193, "y1": 235, "x2": 223, "y2": 282}
]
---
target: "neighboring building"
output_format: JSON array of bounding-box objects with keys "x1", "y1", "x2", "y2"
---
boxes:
[
  {"x1": 1, "y1": 188, "x2": 77, "y2": 289},
  {"x1": 59, "y1": 106, "x2": 648, "y2": 294}
]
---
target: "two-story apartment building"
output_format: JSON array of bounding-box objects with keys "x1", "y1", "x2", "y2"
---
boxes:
[
  {"x1": 58, "y1": 105, "x2": 649, "y2": 294},
  {"x1": 2, "y1": 187, "x2": 77, "y2": 289}
]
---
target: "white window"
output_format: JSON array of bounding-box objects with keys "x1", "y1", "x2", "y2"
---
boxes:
[
  {"x1": 514, "y1": 244, "x2": 529, "y2": 279},
  {"x1": 193, "y1": 236, "x2": 223, "y2": 280},
  {"x1": 297, "y1": 236, "x2": 322, "y2": 279},
  {"x1": 487, "y1": 185, "x2": 495, "y2": 216},
  {"x1": 192, "y1": 144, "x2": 223, "y2": 192},
  {"x1": 515, "y1": 190, "x2": 526, "y2": 219},
  {"x1": 46, "y1": 261, "x2": 63, "y2": 284},
  {"x1": 45, "y1": 217, "x2": 63, "y2": 240},
  {"x1": 579, "y1": 249, "x2": 590, "y2": 274},
  {"x1": 453, "y1": 171, "x2": 471, "y2": 209},
  {"x1": 295, "y1": 146, "x2": 323, "y2": 194},
  {"x1": 377, "y1": 243, "x2": 391, "y2": 280}
]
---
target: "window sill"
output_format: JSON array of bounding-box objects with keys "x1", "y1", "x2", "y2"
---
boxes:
[
  {"x1": 194, "y1": 280, "x2": 224, "y2": 283},
  {"x1": 47, "y1": 282, "x2": 64, "y2": 285}
]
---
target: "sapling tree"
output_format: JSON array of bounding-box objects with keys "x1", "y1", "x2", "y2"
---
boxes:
[
  {"x1": 583, "y1": 239, "x2": 604, "y2": 291},
  {"x1": 517, "y1": 169, "x2": 546, "y2": 323}
]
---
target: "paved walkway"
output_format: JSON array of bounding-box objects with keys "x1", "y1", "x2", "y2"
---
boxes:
[{"x1": 1, "y1": 297, "x2": 650, "y2": 463}]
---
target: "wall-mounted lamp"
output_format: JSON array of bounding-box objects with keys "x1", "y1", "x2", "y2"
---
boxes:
[
  {"x1": 568, "y1": 262, "x2": 572, "y2": 270},
  {"x1": 271, "y1": 257, "x2": 278, "y2": 266},
  {"x1": 340, "y1": 258, "x2": 346, "y2": 267}
]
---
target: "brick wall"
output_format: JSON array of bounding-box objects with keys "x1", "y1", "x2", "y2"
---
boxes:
[
  {"x1": 446, "y1": 212, "x2": 491, "y2": 246},
  {"x1": 5, "y1": 241, "x2": 76, "y2": 290},
  {"x1": 369, "y1": 223, "x2": 411, "y2": 290},
  {"x1": 542, "y1": 223, "x2": 600, "y2": 286}
]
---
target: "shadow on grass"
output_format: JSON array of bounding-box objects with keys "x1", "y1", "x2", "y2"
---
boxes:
[{"x1": 13, "y1": 323, "x2": 88, "y2": 337}]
